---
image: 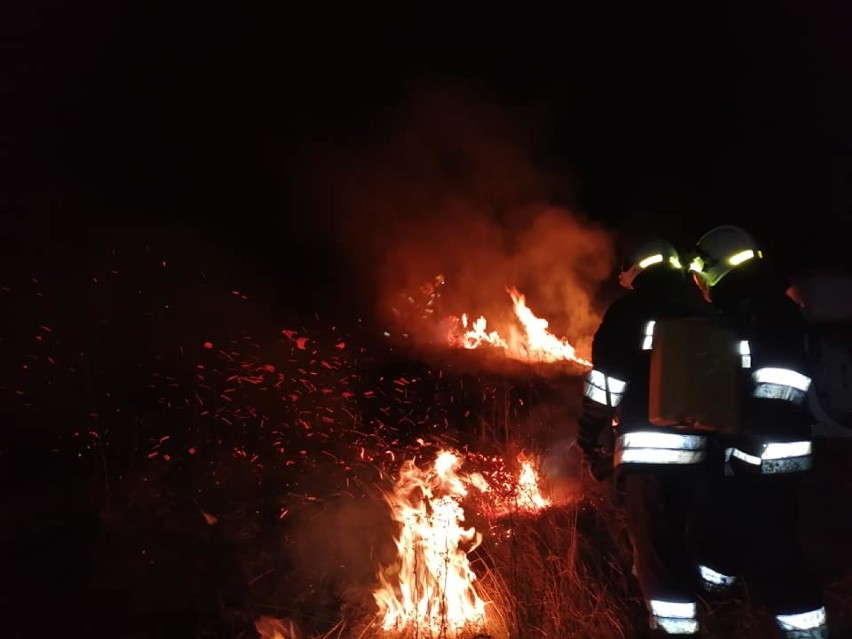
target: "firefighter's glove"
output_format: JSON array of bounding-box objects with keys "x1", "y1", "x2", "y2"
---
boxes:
[
  {"x1": 577, "y1": 423, "x2": 614, "y2": 459},
  {"x1": 578, "y1": 428, "x2": 615, "y2": 482},
  {"x1": 584, "y1": 448, "x2": 614, "y2": 482}
]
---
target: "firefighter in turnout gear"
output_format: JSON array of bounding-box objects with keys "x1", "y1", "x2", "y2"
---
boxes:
[
  {"x1": 578, "y1": 236, "x2": 733, "y2": 636},
  {"x1": 689, "y1": 225, "x2": 829, "y2": 639}
]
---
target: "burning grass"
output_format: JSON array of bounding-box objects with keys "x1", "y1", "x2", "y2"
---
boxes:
[
  {"x1": 296, "y1": 452, "x2": 809, "y2": 639},
  {"x1": 3, "y1": 236, "x2": 851, "y2": 638},
  {"x1": 298, "y1": 448, "x2": 641, "y2": 639},
  {"x1": 445, "y1": 287, "x2": 592, "y2": 368}
]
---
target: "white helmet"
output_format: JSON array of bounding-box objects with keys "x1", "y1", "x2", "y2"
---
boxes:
[
  {"x1": 690, "y1": 225, "x2": 763, "y2": 291},
  {"x1": 618, "y1": 237, "x2": 683, "y2": 290}
]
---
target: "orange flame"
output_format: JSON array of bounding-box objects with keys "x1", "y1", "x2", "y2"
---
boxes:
[
  {"x1": 471, "y1": 453, "x2": 553, "y2": 519},
  {"x1": 254, "y1": 616, "x2": 300, "y2": 639},
  {"x1": 447, "y1": 287, "x2": 592, "y2": 366},
  {"x1": 373, "y1": 449, "x2": 552, "y2": 637},
  {"x1": 374, "y1": 450, "x2": 488, "y2": 636},
  {"x1": 514, "y1": 456, "x2": 552, "y2": 512}
]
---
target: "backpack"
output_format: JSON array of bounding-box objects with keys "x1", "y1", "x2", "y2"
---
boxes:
[{"x1": 648, "y1": 316, "x2": 742, "y2": 433}]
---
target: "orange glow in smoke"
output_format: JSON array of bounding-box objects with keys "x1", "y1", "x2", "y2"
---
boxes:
[
  {"x1": 373, "y1": 449, "x2": 552, "y2": 637},
  {"x1": 447, "y1": 287, "x2": 592, "y2": 367}
]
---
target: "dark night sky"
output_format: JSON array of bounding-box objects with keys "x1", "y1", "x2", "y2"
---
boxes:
[{"x1": 2, "y1": 1, "x2": 851, "y2": 315}]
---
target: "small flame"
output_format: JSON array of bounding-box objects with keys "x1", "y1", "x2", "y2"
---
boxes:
[
  {"x1": 514, "y1": 456, "x2": 552, "y2": 512},
  {"x1": 472, "y1": 452, "x2": 553, "y2": 519},
  {"x1": 447, "y1": 287, "x2": 592, "y2": 366},
  {"x1": 254, "y1": 616, "x2": 300, "y2": 639},
  {"x1": 373, "y1": 450, "x2": 488, "y2": 636}
]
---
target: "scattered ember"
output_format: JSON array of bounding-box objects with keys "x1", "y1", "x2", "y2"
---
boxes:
[{"x1": 1, "y1": 244, "x2": 579, "y2": 638}]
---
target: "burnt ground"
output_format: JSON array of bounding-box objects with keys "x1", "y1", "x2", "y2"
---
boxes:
[{"x1": 2, "y1": 235, "x2": 852, "y2": 639}]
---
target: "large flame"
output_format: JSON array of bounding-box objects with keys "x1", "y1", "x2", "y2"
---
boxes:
[
  {"x1": 373, "y1": 449, "x2": 552, "y2": 637},
  {"x1": 374, "y1": 450, "x2": 488, "y2": 636},
  {"x1": 447, "y1": 287, "x2": 592, "y2": 366}
]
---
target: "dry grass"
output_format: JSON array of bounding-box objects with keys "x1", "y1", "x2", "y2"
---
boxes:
[
  {"x1": 473, "y1": 497, "x2": 636, "y2": 639},
  {"x1": 57, "y1": 406, "x2": 852, "y2": 639},
  {"x1": 322, "y1": 473, "x2": 639, "y2": 639},
  {"x1": 91, "y1": 435, "x2": 852, "y2": 639},
  {"x1": 321, "y1": 466, "x2": 851, "y2": 639}
]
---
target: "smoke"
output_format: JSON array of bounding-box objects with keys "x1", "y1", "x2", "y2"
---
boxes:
[
  {"x1": 303, "y1": 82, "x2": 617, "y2": 359},
  {"x1": 285, "y1": 490, "x2": 397, "y2": 621}
]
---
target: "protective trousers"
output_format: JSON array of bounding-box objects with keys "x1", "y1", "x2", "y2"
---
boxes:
[
  {"x1": 623, "y1": 467, "x2": 705, "y2": 635},
  {"x1": 692, "y1": 470, "x2": 828, "y2": 638}
]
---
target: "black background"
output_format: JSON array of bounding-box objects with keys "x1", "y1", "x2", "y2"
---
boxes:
[{"x1": 3, "y1": 1, "x2": 851, "y2": 314}]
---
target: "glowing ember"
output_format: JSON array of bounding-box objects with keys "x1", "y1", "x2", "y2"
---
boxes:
[
  {"x1": 447, "y1": 287, "x2": 592, "y2": 366},
  {"x1": 374, "y1": 450, "x2": 489, "y2": 637}
]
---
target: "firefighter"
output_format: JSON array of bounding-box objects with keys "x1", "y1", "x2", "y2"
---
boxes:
[
  {"x1": 578, "y1": 236, "x2": 724, "y2": 636},
  {"x1": 688, "y1": 224, "x2": 829, "y2": 639}
]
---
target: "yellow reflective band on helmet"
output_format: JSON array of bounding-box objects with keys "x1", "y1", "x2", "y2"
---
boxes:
[
  {"x1": 688, "y1": 257, "x2": 704, "y2": 272},
  {"x1": 669, "y1": 256, "x2": 682, "y2": 269},
  {"x1": 639, "y1": 253, "x2": 664, "y2": 269},
  {"x1": 728, "y1": 249, "x2": 755, "y2": 266}
]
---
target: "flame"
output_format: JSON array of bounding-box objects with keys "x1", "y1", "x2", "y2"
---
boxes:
[
  {"x1": 468, "y1": 452, "x2": 553, "y2": 519},
  {"x1": 254, "y1": 616, "x2": 300, "y2": 639},
  {"x1": 447, "y1": 287, "x2": 592, "y2": 366},
  {"x1": 373, "y1": 449, "x2": 554, "y2": 637},
  {"x1": 513, "y1": 455, "x2": 552, "y2": 512},
  {"x1": 374, "y1": 450, "x2": 488, "y2": 637}
]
